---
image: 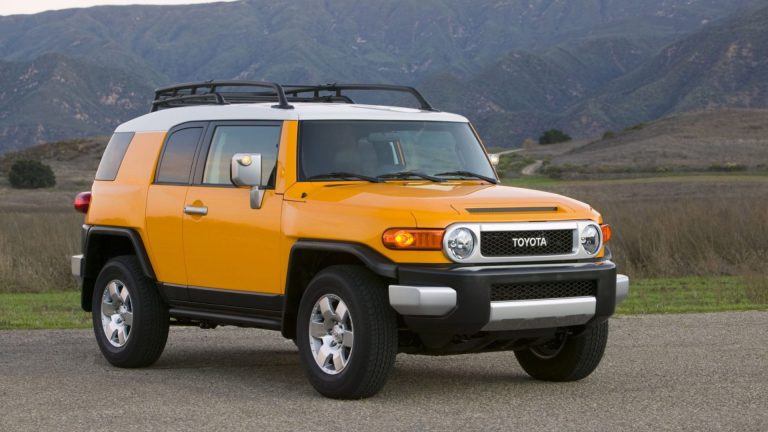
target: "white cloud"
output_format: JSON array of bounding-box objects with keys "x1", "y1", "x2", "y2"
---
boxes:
[{"x1": 0, "y1": 0, "x2": 239, "y2": 16}]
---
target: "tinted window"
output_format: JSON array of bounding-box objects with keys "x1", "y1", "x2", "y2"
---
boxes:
[
  {"x1": 299, "y1": 121, "x2": 495, "y2": 180},
  {"x1": 95, "y1": 132, "x2": 134, "y2": 181},
  {"x1": 156, "y1": 127, "x2": 203, "y2": 184},
  {"x1": 203, "y1": 125, "x2": 281, "y2": 185}
]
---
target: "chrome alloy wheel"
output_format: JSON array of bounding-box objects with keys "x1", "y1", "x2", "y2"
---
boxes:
[
  {"x1": 100, "y1": 280, "x2": 133, "y2": 347},
  {"x1": 308, "y1": 294, "x2": 354, "y2": 375}
]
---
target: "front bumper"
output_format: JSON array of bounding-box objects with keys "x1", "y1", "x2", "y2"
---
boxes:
[{"x1": 389, "y1": 261, "x2": 628, "y2": 335}]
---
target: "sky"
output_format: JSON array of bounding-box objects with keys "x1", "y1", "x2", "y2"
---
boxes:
[{"x1": 0, "y1": 0, "x2": 238, "y2": 16}]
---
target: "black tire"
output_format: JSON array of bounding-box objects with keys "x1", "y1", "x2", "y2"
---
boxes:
[
  {"x1": 91, "y1": 255, "x2": 169, "y2": 368},
  {"x1": 514, "y1": 321, "x2": 609, "y2": 382},
  {"x1": 296, "y1": 265, "x2": 398, "y2": 399}
]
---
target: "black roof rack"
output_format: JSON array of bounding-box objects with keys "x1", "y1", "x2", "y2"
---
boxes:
[
  {"x1": 282, "y1": 84, "x2": 437, "y2": 111},
  {"x1": 150, "y1": 81, "x2": 437, "y2": 112},
  {"x1": 151, "y1": 80, "x2": 293, "y2": 112}
]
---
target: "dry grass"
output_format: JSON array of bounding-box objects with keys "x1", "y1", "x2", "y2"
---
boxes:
[
  {"x1": 535, "y1": 176, "x2": 768, "y2": 279},
  {"x1": 599, "y1": 197, "x2": 768, "y2": 278},
  {"x1": 0, "y1": 212, "x2": 83, "y2": 293}
]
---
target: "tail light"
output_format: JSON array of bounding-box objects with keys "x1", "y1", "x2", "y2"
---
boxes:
[{"x1": 74, "y1": 192, "x2": 91, "y2": 214}]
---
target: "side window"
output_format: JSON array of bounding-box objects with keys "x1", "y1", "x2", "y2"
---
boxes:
[
  {"x1": 95, "y1": 132, "x2": 134, "y2": 181},
  {"x1": 156, "y1": 127, "x2": 203, "y2": 184},
  {"x1": 202, "y1": 125, "x2": 281, "y2": 186}
]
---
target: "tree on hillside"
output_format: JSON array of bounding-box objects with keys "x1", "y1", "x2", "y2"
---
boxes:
[
  {"x1": 8, "y1": 160, "x2": 56, "y2": 189},
  {"x1": 538, "y1": 129, "x2": 572, "y2": 145}
]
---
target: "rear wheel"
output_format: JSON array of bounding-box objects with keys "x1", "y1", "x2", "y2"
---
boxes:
[
  {"x1": 514, "y1": 321, "x2": 609, "y2": 381},
  {"x1": 296, "y1": 265, "x2": 398, "y2": 399},
  {"x1": 91, "y1": 255, "x2": 169, "y2": 368}
]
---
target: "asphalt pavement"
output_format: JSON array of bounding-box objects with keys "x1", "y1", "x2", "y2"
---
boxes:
[{"x1": 1, "y1": 311, "x2": 766, "y2": 431}]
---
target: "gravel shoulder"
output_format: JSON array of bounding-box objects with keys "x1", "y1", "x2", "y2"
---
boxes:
[{"x1": 0, "y1": 311, "x2": 766, "y2": 431}]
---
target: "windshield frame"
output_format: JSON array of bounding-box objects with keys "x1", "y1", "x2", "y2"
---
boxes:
[{"x1": 296, "y1": 119, "x2": 498, "y2": 183}]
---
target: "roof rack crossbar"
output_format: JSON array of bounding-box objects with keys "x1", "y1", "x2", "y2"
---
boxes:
[
  {"x1": 283, "y1": 83, "x2": 437, "y2": 111},
  {"x1": 151, "y1": 80, "x2": 293, "y2": 112}
]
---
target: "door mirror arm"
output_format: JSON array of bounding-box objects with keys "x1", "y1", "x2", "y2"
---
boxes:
[{"x1": 231, "y1": 153, "x2": 266, "y2": 209}]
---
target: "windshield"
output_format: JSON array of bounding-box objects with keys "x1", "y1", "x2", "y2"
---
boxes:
[{"x1": 298, "y1": 120, "x2": 496, "y2": 182}]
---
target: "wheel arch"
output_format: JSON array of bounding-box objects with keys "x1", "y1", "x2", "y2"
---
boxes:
[
  {"x1": 81, "y1": 226, "x2": 156, "y2": 311},
  {"x1": 280, "y1": 240, "x2": 397, "y2": 339}
]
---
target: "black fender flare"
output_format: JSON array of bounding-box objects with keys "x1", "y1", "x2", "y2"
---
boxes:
[
  {"x1": 80, "y1": 225, "x2": 156, "y2": 311},
  {"x1": 280, "y1": 239, "x2": 398, "y2": 338}
]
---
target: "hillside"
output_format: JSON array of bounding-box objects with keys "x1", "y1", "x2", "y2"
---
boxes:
[
  {"x1": 421, "y1": 35, "x2": 658, "y2": 144},
  {"x1": 561, "y1": 6, "x2": 768, "y2": 137},
  {"x1": 548, "y1": 109, "x2": 768, "y2": 172},
  {"x1": 0, "y1": 0, "x2": 744, "y2": 84},
  {"x1": 0, "y1": 54, "x2": 150, "y2": 152},
  {"x1": 0, "y1": 136, "x2": 107, "y2": 188},
  {"x1": 0, "y1": 0, "x2": 763, "y2": 150}
]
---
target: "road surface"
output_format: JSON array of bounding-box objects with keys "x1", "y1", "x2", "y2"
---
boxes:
[{"x1": 1, "y1": 311, "x2": 766, "y2": 431}]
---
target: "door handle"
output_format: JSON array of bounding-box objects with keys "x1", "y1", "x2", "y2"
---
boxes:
[{"x1": 184, "y1": 205, "x2": 208, "y2": 216}]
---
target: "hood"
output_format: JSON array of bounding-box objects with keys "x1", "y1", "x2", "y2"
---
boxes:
[{"x1": 284, "y1": 181, "x2": 600, "y2": 227}]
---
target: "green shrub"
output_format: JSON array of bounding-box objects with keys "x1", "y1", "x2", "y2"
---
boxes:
[
  {"x1": 8, "y1": 160, "x2": 56, "y2": 189},
  {"x1": 602, "y1": 131, "x2": 616, "y2": 140},
  {"x1": 538, "y1": 129, "x2": 572, "y2": 145}
]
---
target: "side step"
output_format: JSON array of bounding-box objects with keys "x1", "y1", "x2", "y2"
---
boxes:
[{"x1": 169, "y1": 308, "x2": 281, "y2": 330}]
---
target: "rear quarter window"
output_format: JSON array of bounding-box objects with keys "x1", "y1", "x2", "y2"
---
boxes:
[
  {"x1": 95, "y1": 132, "x2": 134, "y2": 181},
  {"x1": 155, "y1": 127, "x2": 204, "y2": 184}
]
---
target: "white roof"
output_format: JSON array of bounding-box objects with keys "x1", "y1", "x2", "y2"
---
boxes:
[{"x1": 115, "y1": 103, "x2": 469, "y2": 133}]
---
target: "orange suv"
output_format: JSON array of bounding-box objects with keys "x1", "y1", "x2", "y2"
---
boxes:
[{"x1": 71, "y1": 81, "x2": 629, "y2": 399}]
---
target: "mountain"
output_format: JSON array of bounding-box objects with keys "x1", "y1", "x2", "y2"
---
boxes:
[
  {"x1": 560, "y1": 4, "x2": 768, "y2": 137},
  {"x1": 0, "y1": 54, "x2": 151, "y2": 152},
  {"x1": 421, "y1": 34, "x2": 661, "y2": 145},
  {"x1": 0, "y1": 0, "x2": 764, "y2": 150},
  {"x1": 429, "y1": 2, "x2": 768, "y2": 145},
  {"x1": 0, "y1": 0, "x2": 750, "y2": 84}
]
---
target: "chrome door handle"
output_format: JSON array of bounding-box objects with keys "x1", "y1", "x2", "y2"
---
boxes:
[{"x1": 184, "y1": 205, "x2": 208, "y2": 216}]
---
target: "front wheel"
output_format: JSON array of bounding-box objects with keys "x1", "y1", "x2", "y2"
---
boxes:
[
  {"x1": 296, "y1": 265, "x2": 398, "y2": 399},
  {"x1": 91, "y1": 255, "x2": 169, "y2": 368},
  {"x1": 514, "y1": 321, "x2": 609, "y2": 381}
]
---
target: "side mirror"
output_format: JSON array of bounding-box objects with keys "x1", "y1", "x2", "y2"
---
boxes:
[
  {"x1": 231, "y1": 153, "x2": 266, "y2": 209},
  {"x1": 488, "y1": 153, "x2": 500, "y2": 168}
]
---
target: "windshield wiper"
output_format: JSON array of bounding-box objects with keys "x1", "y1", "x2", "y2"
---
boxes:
[
  {"x1": 307, "y1": 172, "x2": 381, "y2": 182},
  {"x1": 377, "y1": 171, "x2": 443, "y2": 182},
  {"x1": 435, "y1": 170, "x2": 499, "y2": 184}
]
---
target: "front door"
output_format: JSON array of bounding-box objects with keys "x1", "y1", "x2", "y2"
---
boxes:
[{"x1": 182, "y1": 121, "x2": 284, "y2": 300}]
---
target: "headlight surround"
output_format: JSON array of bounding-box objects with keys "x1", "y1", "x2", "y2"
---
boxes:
[
  {"x1": 445, "y1": 227, "x2": 476, "y2": 260},
  {"x1": 580, "y1": 224, "x2": 601, "y2": 255}
]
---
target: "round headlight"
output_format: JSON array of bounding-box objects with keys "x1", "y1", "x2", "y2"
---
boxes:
[
  {"x1": 445, "y1": 228, "x2": 476, "y2": 260},
  {"x1": 581, "y1": 225, "x2": 601, "y2": 255}
]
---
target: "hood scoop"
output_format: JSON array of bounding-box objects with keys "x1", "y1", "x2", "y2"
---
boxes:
[{"x1": 466, "y1": 206, "x2": 558, "y2": 214}]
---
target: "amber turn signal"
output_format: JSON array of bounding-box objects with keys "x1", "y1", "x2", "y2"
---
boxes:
[
  {"x1": 382, "y1": 228, "x2": 444, "y2": 250},
  {"x1": 601, "y1": 224, "x2": 612, "y2": 243}
]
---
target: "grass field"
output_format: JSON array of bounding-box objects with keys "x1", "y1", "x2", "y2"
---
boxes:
[
  {"x1": 2, "y1": 277, "x2": 765, "y2": 330},
  {"x1": 1, "y1": 291, "x2": 90, "y2": 329}
]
